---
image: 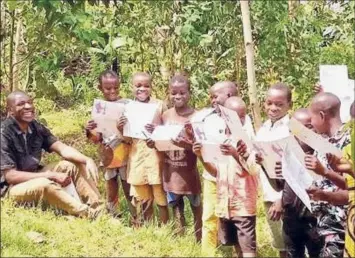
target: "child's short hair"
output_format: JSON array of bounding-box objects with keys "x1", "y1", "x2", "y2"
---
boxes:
[
  {"x1": 270, "y1": 82, "x2": 292, "y2": 103},
  {"x1": 132, "y1": 72, "x2": 152, "y2": 83},
  {"x1": 169, "y1": 74, "x2": 190, "y2": 90},
  {"x1": 98, "y1": 70, "x2": 119, "y2": 85}
]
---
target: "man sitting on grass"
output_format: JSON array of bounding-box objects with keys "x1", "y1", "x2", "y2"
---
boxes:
[{"x1": 1, "y1": 91, "x2": 103, "y2": 219}]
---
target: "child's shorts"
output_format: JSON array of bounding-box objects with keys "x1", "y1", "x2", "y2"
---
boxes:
[
  {"x1": 130, "y1": 184, "x2": 167, "y2": 206},
  {"x1": 103, "y1": 167, "x2": 127, "y2": 181},
  {"x1": 218, "y1": 216, "x2": 256, "y2": 253},
  {"x1": 166, "y1": 192, "x2": 201, "y2": 207}
]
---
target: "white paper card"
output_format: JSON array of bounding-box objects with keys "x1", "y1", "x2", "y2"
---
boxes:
[
  {"x1": 190, "y1": 108, "x2": 215, "y2": 123},
  {"x1": 339, "y1": 79, "x2": 355, "y2": 123},
  {"x1": 320, "y1": 65, "x2": 349, "y2": 98},
  {"x1": 282, "y1": 143, "x2": 313, "y2": 212},
  {"x1": 123, "y1": 101, "x2": 159, "y2": 139},
  {"x1": 201, "y1": 141, "x2": 230, "y2": 164},
  {"x1": 151, "y1": 125, "x2": 184, "y2": 151},
  {"x1": 63, "y1": 181, "x2": 81, "y2": 202},
  {"x1": 91, "y1": 99, "x2": 125, "y2": 137},
  {"x1": 289, "y1": 117, "x2": 342, "y2": 157},
  {"x1": 219, "y1": 105, "x2": 253, "y2": 149}
]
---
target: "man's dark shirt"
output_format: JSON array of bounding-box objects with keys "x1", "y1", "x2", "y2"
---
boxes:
[{"x1": 0, "y1": 117, "x2": 57, "y2": 196}]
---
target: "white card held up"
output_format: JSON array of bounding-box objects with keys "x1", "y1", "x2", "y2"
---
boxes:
[
  {"x1": 151, "y1": 125, "x2": 184, "y2": 151},
  {"x1": 289, "y1": 117, "x2": 342, "y2": 157},
  {"x1": 339, "y1": 79, "x2": 354, "y2": 123},
  {"x1": 219, "y1": 105, "x2": 253, "y2": 149},
  {"x1": 282, "y1": 143, "x2": 313, "y2": 212},
  {"x1": 190, "y1": 108, "x2": 215, "y2": 123},
  {"x1": 201, "y1": 141, "x2": 230, "y2": 164},
  {"x1": 319, "y1": 65, "x2": 349, "y2": 98},
  {"x1": 252, "y1": 139, "x2": 285, "y2": 179},
  {"x1": 123, "y1": 101, "x2": 159, "y2": 139},
  {"x1": 91, "y1": 99, "x2": 125, "y2": 137}
]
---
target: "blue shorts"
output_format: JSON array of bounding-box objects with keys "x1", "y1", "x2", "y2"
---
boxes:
[{"x1": 166, "y1": 192, "x2": 201, "y2": 207}]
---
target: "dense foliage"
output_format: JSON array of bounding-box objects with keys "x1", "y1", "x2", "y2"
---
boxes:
[{"x1": 1, "y1": 0, "x2": 354, "y2": 115}]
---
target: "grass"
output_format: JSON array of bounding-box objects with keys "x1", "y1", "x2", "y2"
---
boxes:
[{"x1": 0, "y1": 108, "x2": 277, "y2": 257}]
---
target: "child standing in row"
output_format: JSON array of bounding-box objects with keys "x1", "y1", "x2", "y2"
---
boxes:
[
  {"x1": 200, "y1": 81, "x2": 238, "y2": 256},
  {"x1": 194, "y1": 96, "x2": 259, "y2": 258},
  {"x1": 149, "y1": 75, "x2": 202, "y2": 241},
  {"x1": 85, "y1": 70, "x2": 135, "y2": 219},
  {"x1": 255, "y1": 83, "x2": 292, "y2": 258},
  {"x1": 117, "y1": 72, "x2": 169, "y2": 225}
]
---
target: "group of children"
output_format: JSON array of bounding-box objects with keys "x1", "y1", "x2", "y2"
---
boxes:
[{"x1": 85, "y1": 70, "x2": 354, "y2": 258}]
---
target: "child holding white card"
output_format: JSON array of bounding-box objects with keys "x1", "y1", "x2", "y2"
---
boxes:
[
  {"x1": 148, "y1": 75, "x2": 202, "y2": 241},
  {"x1": 302, "y1": 92, "x2": 351, "y2": 257},
  {"x1": 117, "y1": 72, "x2": 169, "y2": 226},
  {"x1": 85, "y1": 70, "x2": 135, "y2": 220},
  {"x1": 255, "y1": 83, "x2": 292, "y2": 257},
  {"x1": 193, "y1": 96, "x2": 259, "y2": 258}
]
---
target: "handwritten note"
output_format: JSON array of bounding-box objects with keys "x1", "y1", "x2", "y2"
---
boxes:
[
  {"x1": 289, "y1": 117, "x2": 342, "y2": 157},
  {"x1": 150, "y1": 125, "x2": 184, "y2": 151},
  {"x1": 91, "y1": 99, "x2": 125, "y2": 137},
  {"x1": 219, "y1": 105, "x2": 253, "y2": 149},
  {"x1": 282, "y1": 143, "x2": 313, "y2": 212},
  {"x1": 123, "y1": 101, "x2": 159, "y2": 139}
]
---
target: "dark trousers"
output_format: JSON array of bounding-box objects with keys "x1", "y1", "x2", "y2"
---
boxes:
[{"x1": 283, "y1": 207, "x2": 323, "y2": 258}]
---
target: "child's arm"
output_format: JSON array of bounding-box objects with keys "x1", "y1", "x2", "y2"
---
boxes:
[
  {"x1": 193, "y1": 142, "x2": 217, "y2": 177},
  {"x1": 85, "y1": 120, "x2": 102, "y2": 144},
  {"x1": 307, "y1": 187, "x2": 348, "y2": 205}
]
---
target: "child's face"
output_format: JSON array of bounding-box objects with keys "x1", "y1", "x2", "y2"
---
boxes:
[
  {"x1": 264, "y1": 88, "x2": 290, "y2": 122},
  {"x1": 99, "y1": 77, "x2": 119, "y2": 101},
  {"x1": 309, "y1": 106, "x2": 327, "y2": 135},
  {"x1": 209, "y1": 88, "x2": 230, "y2": 109},
  {"x1": 293, "y1": 112, "x2": 314, "y2": 153},
  {"x1": 169, "y1": 82, "x2": 190, "y2": 108},
  {"x1": 133, "y1": 75, "x2": 151, "y2": 102}
]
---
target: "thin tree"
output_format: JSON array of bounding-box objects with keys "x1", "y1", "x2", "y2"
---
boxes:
[{"x1": 240, "y1": 0, "x2": 262, "y2": 130}]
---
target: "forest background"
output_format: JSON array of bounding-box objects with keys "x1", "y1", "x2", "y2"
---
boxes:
[{"x1": 0, "y1": 0, "x2": 354, "y2": 257}]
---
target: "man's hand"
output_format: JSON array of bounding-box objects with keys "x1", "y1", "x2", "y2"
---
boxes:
[
  {"x1": 117, "y1": 115, "x2": 127, "y2": 132},
  {"x1": 326, "y1": 153, "x2": 353, "y2": 174},
  {"x1": 145, "y1": 124, "x2": 156, "y2": 134},
  {"x1": 306, "y1": 186, "x2": 325, "y2": 201},
  {"x1": 193, "y1": 142, "x2": 202, "y2": 157},
  {"x1": 48, "y1": 172, "x2": 71, "y2": 187},
  {"x1": 85, "y1": 158, "x2": 99, "y2": 184},
  {"x1": 275, "y1": 161, "x2": 283, "y2": 178},
  {"x1": 314, "y1": 82, "x2": 323, "y2": 95},
  {"x1": 305, "y1": 155, "x2": 326, "y2": 176},
  {"x1": 86, "y1": 120, "x2": 97, "y2": 131},
  {"x1": 146, "y1": 138, "x2": 156, "y2": 149},
  {"x1": 268, "y1": 199, "x2": 283, "y2": 221}
]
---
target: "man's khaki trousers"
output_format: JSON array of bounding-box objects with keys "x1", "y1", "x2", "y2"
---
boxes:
[{"x1": 8, "y1": 161, "x2": 101, "y2": 217}]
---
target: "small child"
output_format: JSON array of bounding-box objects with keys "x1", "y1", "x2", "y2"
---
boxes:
[
  {"x1": 282, "y1": 108, "x2": 322, "y2": 258},
  {"x1": 117, "y1": 72, "x2": 169, "y2": 225},
  {"x1": 85, "y1": 70, "x2": 135, "y2": 219},
  {"x1": 194, "y1": 96, "x2": 259, "y2": 258},
  {"x1": 149, "y1": 75, "x2": 202, "y2": 241}
]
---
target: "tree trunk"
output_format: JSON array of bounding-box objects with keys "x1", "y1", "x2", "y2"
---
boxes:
[
  {"x1": 240, "y1": 0, "x2": 262, "y2": 130},
  {"x1": 13, "y1": 14, "x2": 22, "y2": 90},
  {"x1": 288, "y1": 0, "x2": 299, "y2": 17},
  {"x1": 9, "y1": 10, "x2": 15, "y2": 92}
]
